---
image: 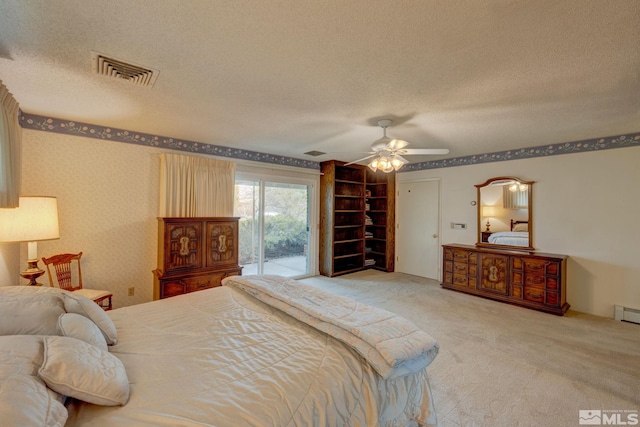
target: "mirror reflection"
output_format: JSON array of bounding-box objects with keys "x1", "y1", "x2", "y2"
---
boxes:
[{"x1": 475, "y1": 177, "x2": 534, "y2": 250}]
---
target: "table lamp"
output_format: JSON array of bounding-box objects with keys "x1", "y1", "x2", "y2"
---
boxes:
[
  {"x1": 0, "y1": 196, "x2": 60, "y2": 285},
  {"x1": 482, "y1": 205, "x2": 497, "y2": 232}
]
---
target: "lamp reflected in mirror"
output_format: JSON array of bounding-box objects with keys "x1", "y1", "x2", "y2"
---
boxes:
[{"x1": 482, "y1": 205, "x2": 497, "y2": 232}]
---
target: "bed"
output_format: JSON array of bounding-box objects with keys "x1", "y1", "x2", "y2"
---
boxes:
[
  {"x1": 0, "y1": 275, "x2": 439, "y2": 427},
  {"x1": 488, "y1": 220, "x2": 529, "y2": 246}
]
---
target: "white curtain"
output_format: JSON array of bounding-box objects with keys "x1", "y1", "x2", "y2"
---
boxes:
[
  {"x1": 159, "y1": 153, "x2": 236, "y2": 217},
  {"x1": 503, "y1": 185, "x2": 528, "y2": 209},
  {"x1": 0, "y1": 81, "x2": 21, "y2": 208}
]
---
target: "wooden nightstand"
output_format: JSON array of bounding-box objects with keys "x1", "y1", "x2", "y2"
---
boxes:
[{"x1": 481, "y1": 231, "x2": 493, "y2": 242}]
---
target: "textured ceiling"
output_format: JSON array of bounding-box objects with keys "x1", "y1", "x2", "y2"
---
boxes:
[{"x1": 1, "y1": 0, "x2": 639, "y2": 165}]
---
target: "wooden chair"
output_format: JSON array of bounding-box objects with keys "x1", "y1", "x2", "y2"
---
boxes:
[{"x1": 42, "y1": 252, "x2": 113, "y2": 310}]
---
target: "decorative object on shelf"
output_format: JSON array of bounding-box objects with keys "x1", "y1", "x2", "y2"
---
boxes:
[
  {"x1": 0, "y1": 196, "x2": 60, "y2": 285},
  {"x1": 342, "y1": 119, "x2": 449, "y2": 173},
  {"x1": 441, "y1": 244, "x2": 569, "y2": 315}
]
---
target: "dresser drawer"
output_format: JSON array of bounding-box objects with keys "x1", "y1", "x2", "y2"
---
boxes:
[
  {"x1": 514, "y1": 257, "x2": 560, "y2": 276},
  {"x1": 452, "y1": 250, "x2": 477, "y2": 264},
  {"x1": 453, "y1": 274, "x2": 476, "y2": 288},
  {"x1": 546, "y1": 291, "x2": 559, "y2": 306},
  {"x1": 512, "y1": 285, "x2": 523, "y2": 298},
  {"x1": 523, "y1": 286, "x2": 545, "y2": 303},
  {"x1": 522, "y1": 274, "x2": 546, "y2": 289},
  {"x1": 444, "y1": 261, "x2": 453, "y2": 273},
  {"x1": 159, "y1": 269, "x2": 242, "y2": 299},
  {"x1": 513, "y1": 272, "x2": 558, "y2": 290},
  {"x1": 453, "y1": 262, "x2": 469, "y2": 275}
]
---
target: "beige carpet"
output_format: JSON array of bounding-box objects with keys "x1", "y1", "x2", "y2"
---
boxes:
[{"x1": 300, "y1": 270, "x2": 640, "y2": 427}]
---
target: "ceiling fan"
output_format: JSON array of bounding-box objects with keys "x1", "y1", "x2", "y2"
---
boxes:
[{"x1": 345, "y1": 119, "x2": 449, "y2": 172}]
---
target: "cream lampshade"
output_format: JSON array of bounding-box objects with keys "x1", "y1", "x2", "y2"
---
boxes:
[
  {"x1": 0, "y1": 196, "x2": 60, "y2": 285},
  {"x1": 482, "y1": 205, "x2": 497, "y2": 232}
]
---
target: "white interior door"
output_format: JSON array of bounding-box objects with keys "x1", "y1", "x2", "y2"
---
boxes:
[{"x1": 396, "y1": 179, "x2": 440, "y2": 280}]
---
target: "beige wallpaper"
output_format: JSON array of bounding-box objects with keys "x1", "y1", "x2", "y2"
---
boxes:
[
  {"x1": 20, "y1": 130, "x2": 163, "y2": 307},
  {"x1": 399, "y1": 146, "x2": 640, "y2": 318}
]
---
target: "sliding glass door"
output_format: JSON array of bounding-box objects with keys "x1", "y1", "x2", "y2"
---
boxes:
[{"x1": 234, "y1": 174, "x2": 315, "y2": 278}]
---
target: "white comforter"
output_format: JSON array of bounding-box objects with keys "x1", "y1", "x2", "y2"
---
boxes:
[
  {"x1": 223, "y1": 275, "x2": 439, "y2": 380},
  {"x1": 488, "y1": 231, "x2": 529, "y2": 246},
  {"x1": 65, "y1": 282, "x2": 438, "y2": 427}
]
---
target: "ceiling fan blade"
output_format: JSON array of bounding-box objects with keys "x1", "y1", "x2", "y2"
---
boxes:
[
  {"x1": 344, "y1": 154, "x2": 377, "y2": 166},
  {"x1": 393, "y1": 154, "x2": 409, "y2": 164},
  {"x1": 402, "y1": 148, "x2": 450, "y2": 155}
]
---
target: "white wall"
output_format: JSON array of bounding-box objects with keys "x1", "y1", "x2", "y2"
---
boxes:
[{"x1": 399, "y1": 146, "x2": 640, "y2": 318}]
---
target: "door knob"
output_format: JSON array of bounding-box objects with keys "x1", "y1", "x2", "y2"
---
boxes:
[{"x1": 433, "y1": 234, "x2": 438, "y2": 238}]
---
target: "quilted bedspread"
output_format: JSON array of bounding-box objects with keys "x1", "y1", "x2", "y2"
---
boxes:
[
  {"x1": 65, "y1": 279, "x2": 438, "y2": 427},
  {"x1": 223, "y1": 275, "x2": 439, "y2": 380}
]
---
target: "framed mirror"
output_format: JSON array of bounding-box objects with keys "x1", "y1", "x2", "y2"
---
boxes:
[{"x1": 475, "y1": 176, "x2": 534, "y2": 250}]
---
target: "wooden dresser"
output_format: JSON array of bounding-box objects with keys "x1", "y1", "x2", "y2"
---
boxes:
[
  {"x1": 153, "y1": 217, "x2": 242, "y2": 300},
  {"x1": 441, "y1": 244, "x2": 569, "y2": 315}
]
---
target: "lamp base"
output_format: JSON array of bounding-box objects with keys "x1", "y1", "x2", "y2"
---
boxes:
[{"x1": 20, "y1": 259, "x2": 45, "y2": 286}]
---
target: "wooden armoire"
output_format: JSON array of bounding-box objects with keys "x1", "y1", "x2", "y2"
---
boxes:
[{"x1": 153, "y1": 217, "x2": 242, "y2": 299}]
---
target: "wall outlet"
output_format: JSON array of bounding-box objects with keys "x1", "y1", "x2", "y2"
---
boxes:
[{"x1": 127, "y1": 287, "x2": 135, "y2": 296}]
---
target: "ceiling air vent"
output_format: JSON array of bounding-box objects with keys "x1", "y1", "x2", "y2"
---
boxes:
[
  {"x1": 304, "y1": 150, "x2": 326, "y2": 157},
  {"x1": 91, "y1": 51, "x2": 159, "y2": 87}
]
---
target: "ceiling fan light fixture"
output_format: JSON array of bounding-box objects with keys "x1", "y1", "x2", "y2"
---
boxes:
[
  {"x1": 356, "y1": 118, "x2": 449, "y2": 172},
  {"x1": 509, "y1": 181, "x2": 527, "y2": 192},
  {"x1": 390, "y1": 154, "x2": 407, "y2": 171}
]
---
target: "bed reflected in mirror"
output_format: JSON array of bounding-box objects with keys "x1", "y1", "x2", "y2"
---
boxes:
[{"x1": 475, "y1": 176, "x2": 534, "y2": 250}]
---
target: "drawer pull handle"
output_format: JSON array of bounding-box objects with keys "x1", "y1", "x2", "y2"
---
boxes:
[
  {"x1": 454, "y1": 265, "x2": 466, "y2": 270},
  {"x1": 454, "y1": 277, "x2": 466, "y2": 284},
  {"x1": 525, "y1": 262, "x2": 548, "y2": 270},
  {"x1": 526, "y1": 277, "x2": 544, "y2": 284},
  {"x1": 526, "y1": 290, "x2": 542, "y2": 297}
]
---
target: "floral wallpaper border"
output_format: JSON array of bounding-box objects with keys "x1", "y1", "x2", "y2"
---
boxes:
[
  {"x1": 20, "y1": 113, "x2": 321, "y2": 170},
  {"x1": 20, "y1": 112, "x2": 640, "y2": 172},
  {"x1": 401, "y1": 132, "x2": 640, "y2": 172}
]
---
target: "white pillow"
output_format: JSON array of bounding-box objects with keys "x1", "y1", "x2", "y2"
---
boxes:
[
  {"x1": 57, "y1": 313, "x2": 108, "y2": 352},
  {"x1": 61, "y1": 292, "x2": 118, "y2": 345},
  {"x1": 0, "y1": 335, "x2": 68, "y2": 427},
  {"x1": 0, "y1": 286, "x2": 66, "y2": 336},
  {"x1": 39, "y1": 336, "x2": 130, "y2": 406},
  {"x1": 513, "y1": 223, "x2": 528, "y2": 232}
]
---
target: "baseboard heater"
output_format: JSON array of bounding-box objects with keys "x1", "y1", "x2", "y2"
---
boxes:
[{"x1": 614, "y1": 305, "x2": 640, "y2": 324}]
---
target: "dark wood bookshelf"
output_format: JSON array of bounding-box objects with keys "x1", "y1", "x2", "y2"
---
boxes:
[{"x1": 319, "y1": 160, "x2": 395, "y2": 277}]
